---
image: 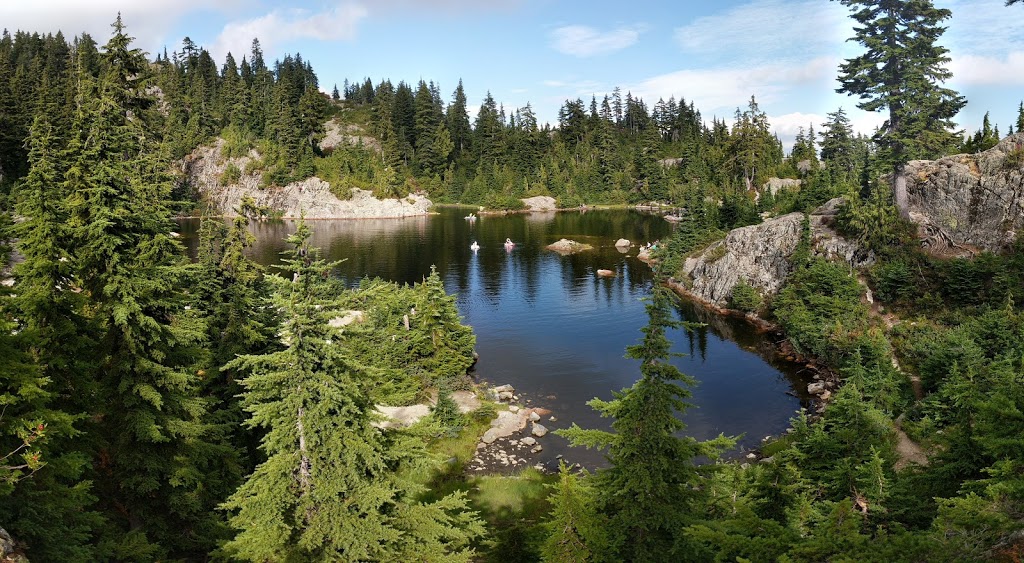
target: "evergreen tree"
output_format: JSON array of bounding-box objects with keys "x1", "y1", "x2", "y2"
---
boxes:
[
  {"x1": 819, "y1": 107, "x2": 856, "y2": 182},
  {"x1": 475, "y1": 91, "x2": 504, "y2": 163},
  {"x1": 447, "y1": 79, "x2": 472, "y2": 161},
  {"x1": 222, "y1": 223, "x2": 484, "y2": 561},
  {"x1": 2, "y1": 102, "x2": 102, "y2": 561},
  {"x1": 541, "y1": 463, "x2": 609, "y2": 562},
  {"x1": 557, "y1": 283, "x2": 733, "y2": 560},
  {"x1": 729, "y1": 96, "x2": 778, "y2": 192},
  {"x1": 836, "y1": 0, "x2": 966, "y2": 218},
  {"x1": 64, "y1": 16, "x2": 227, "y2": 557}
]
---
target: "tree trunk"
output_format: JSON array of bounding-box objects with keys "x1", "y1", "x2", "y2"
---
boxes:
[{"x1": 893, "y1": 162, "x2": 909, "y2": 220}]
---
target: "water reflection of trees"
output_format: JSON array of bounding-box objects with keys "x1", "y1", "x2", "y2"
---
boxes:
[{"x1": 179, "y1": 209, "x2": 674, "y2": 303}]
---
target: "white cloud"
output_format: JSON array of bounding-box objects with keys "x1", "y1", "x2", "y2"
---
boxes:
[
  {"x1": 550, "y1": 24, "x2": 643, "y2": 57},
  {"x1": 0, "y1": 0, "x2": 242, "y2": 55},
  {"x1": 210, "y1": 2, "x2": 368, "y2": 62},
  {"x1": 628, "y1": 56, "x2": 837, "y2": 118},
  {"x1": 949, "y1": 52, "x2": 1024, "y2": 86},
  {"x1": 674, "y1": 0, "x2": 849, "y2": 62}
]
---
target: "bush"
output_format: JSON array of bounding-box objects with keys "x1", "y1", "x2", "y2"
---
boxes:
[
  {"x1": 219, "y1": 162, "x2": 242, "y2": 186},
  {"x1": 482, "y1": 192, "x2": 526, "y2": 211},
  {"x1": 729, "y1": 279, "x2": 764, "y2": 313}
]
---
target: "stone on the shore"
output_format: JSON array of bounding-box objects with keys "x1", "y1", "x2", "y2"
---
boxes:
[
  {"x1": 529, "y1": 411, "x2": 541, "y2": 422},
  {"x1": 521, "y1": 436, "x2": 537, "y2": 446},
  {"x1": 497, "y1": 391, "x2": 514, "y2": 402},
  {"x1": 509, "y1": 405, "x2": 520, "y2": 413},
  {"x1": 531, "y1": 445, "x2": 543, "y2": 453},
  {"x1": 481, "y1": 428, "x2": 501, "y2": 444},
  {"x1": 807, "y1": 382, "x2": 826, "y2": 395},
  {"x1": 532, "y1": 423, "x2": 548, "y2": 437},
  {"x1": 493, "y1": 384, "x2": 514, "y2": 394}
]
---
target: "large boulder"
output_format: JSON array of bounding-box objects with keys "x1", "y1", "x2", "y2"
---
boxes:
[
  {"x1": 522, "y1": 195, "x2": 557, "y2": 211},
  {"x1": 905, "y1": 134, "x2": 1024, "y2": 255},
  {"x1": 680, "y1": 198, "x2": 873, "y2": 307}
]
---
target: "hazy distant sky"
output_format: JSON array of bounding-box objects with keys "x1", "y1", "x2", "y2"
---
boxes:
[{"x1": 4, "y1": 0, "x2": 1023, "y2": 150}]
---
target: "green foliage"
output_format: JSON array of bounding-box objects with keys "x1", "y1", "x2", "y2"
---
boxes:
[
  {"x1": 219, "y1": 161, "x2": 241, "y2": 186},
  {"x1": 772, "y1": 257, "x2": 869, "y2": 365},
  {"x1": 541, "y1": 463, "x2": 609, "y2": 562},
  {"x1": 344, "y1": 268, "x2": 476, "y2": 405},
  {"x1": 836, "y1": 0, "x2": 966, "y2": 215},
  {"x1": 728, "y1": 279, "x2": 764, "y2": 313},
  {"x1": 222, "y1": 223, "x2": 484, "y2": 561},
  {"x1": 557, "y1": 283, "x2": 734, "y2": 560}
]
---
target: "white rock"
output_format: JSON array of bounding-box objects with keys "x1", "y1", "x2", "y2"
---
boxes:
[
  {"x1": 615, "y1": 238, "x2": 631, "y2": 248},
  {"x1": 497, "y1": 391, "x2": 514, "y2": 402},
  {"x1": 531, "y1": 445, "x2": 543, "y2": 453},
  {"x1": 509, "y1": 405, "x2": 520, "y2": 413},
  {"x1": 807, "y1": 382, "x2": 826, "y2": 395},
  {"x1": 481, "y1": 428, "x2": 501, "y2": 444},
  {"x1": 532, "y1": 423, "x2": 548, "y2": 437},
  {"x1": 521, "y1": 437, "x2": 537, "y2": 446},
  {"x1": 528, "y1": 412, "x2": 541, "y2": 422}
]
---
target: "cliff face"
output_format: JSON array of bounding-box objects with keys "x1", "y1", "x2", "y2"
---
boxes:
[
  {"x1": 181, "y1": 139, "x2": 431, "y2": 219},
  {"x1": 679, "y1": 136, "x2": 1024, "y2": 307},
  {"x1": 680, "y1": 198, "x2": 873, "y2": 307},
  {"x1": 906, "y1": 133, "x2": 1024, "y2": 255}
]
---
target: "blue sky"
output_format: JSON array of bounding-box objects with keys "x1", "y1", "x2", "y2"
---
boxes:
[{"x1": 4, "y1": 0, "x2": 1023, "y2": 150}]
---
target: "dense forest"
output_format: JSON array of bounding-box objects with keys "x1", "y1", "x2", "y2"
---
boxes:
[{"x1": 1, "y1": 1, "x2": 1024, "y2": 561}]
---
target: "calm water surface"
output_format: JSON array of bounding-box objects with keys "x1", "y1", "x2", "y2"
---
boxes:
[{"x1": 181, "y1": 208, "x2": 810, "y2": 468}]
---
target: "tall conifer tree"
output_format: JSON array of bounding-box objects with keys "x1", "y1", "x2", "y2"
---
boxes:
[
  {"x1": 836, "y1": 0, "x2": 966, "y2": 218},
  {"x1": 558, "y1": 281, "x2": 733, "y2": 560},
  {"x1": 64, "y1": 16, "x2": 226, "y2": 557},
  {"x1": 223, "y1": 223, "x2": 483, "y2": 561}
]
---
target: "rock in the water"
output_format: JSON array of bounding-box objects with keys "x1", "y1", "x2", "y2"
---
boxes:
[
  {"x1": 493, "y1": 384, "x2": 514, "y2": 394},
  {"x1": 597, "y1": 269, "x2": 616, "y2": 277},
  {"x1": 521, "y1": 436, "x2": 537, "y2": 446},
  {"x1": 615, "y1": 238, "x2": 631, "y2": 248},
  {"x1": 528, "y1": 411, "x2": 541, "y2": 422},
  {"x1": 497, "y1": 391, "x2": 514, "y2": 402},
  {"x1": 531, "y1": 445, "x2": 543, "y2": 453},
  {"x1": 546, "y1": 238, "x2": 594, "y2": 255},
  {"x1": 532, "y1": 423, "x2": 548, "y2": 437}
]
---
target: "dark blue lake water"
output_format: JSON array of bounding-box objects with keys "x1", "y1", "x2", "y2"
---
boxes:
[{"x1": 181, "y1": 208, "x2": 810, "y2": 468}]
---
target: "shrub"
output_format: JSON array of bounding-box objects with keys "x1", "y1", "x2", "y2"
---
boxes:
[
  {"x1": 729, "y1": 279, "x2": 764, "y2": 313},
  {"x1": 219, "y1": 162, "x2": 242, "y2": 186}
]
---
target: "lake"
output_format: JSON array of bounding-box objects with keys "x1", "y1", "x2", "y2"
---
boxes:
[{"x1": 180, "y1": 207, "x2": 811, "y2": 469}]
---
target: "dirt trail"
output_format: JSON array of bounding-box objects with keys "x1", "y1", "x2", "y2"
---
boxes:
[{"x1": 894, "y1": 424, "x2": 929, "y2": 471}]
